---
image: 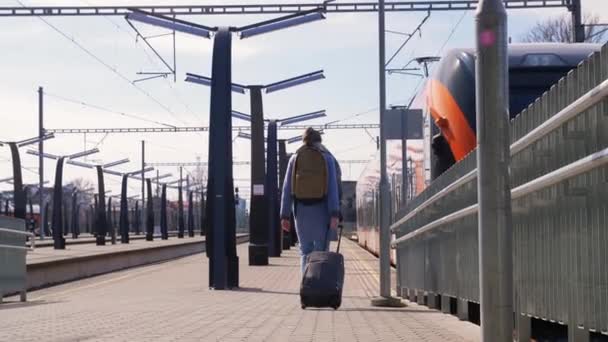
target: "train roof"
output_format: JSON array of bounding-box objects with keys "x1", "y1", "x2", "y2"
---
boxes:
[{"x1": 443, "y1": 43, "x2": 601, "y2": 70}]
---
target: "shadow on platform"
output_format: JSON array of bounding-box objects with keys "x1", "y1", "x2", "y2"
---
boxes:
[
  {"x1": 0, "y1": 299, "x2": 63, "y2": 310},
  {"x1": 331, "y1": 307, "x2": 437, "y2": 313}
]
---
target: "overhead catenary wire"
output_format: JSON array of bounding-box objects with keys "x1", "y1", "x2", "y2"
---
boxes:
[
  {"x1": 45, "y1": 92, "x2": 177, "y2": 128},
  {"x1": 14, "y1": 0, "x2": 190, "y2": 128},
  {"x1": 79, "y1": 0, "x2": 206, "y2": 134},
  {"x1": 385, "y1": 11, "x2": 431, "y2": 67},
  {"x1": 434, "y1": 10, "x2": 468, "y2": 56}
]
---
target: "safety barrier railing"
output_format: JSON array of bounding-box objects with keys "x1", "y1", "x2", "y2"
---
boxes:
[
  {"x1": 0, "y1": 218, "x2": 33, "y2": 303},
  {"x1": 0, "y1": 227, "x2": 36, "y2": 251},
  {"x1": 390, "y1": 43, "x2": 608, "y2": 336}
]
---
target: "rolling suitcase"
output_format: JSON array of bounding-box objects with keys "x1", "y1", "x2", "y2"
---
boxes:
[{"x1": 300, "y1": 225, "x2": 344, "y2": 310}]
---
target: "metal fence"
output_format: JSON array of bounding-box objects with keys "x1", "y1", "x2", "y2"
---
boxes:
[
  {"x1": 391, "y1": 43, "x2": 608, "y2": 337},
  {"x1": 0, "y1": 216, "x2": 34, "y2": 302}
]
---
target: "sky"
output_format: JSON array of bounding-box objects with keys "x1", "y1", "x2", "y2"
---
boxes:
[{"x1": 1, "y1": 0, "x2": 607, "y2": 200}]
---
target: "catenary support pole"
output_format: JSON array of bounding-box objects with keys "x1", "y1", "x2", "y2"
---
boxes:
[
  {"x1": 476, "y1": 0, "x2": 513, "y2": 340},
  {"x1": 38, "y1": 86, "x2": 45, "y2": 240},
  {"x1": 570, "y1": 0, "x2": 584, "y2": 42},
  {"x1": 371, "y1": 0, "x2": 404, "y2": 308}
]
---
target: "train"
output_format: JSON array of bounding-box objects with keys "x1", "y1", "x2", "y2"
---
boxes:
[{"x1": 356, "y1": 43, "x2": 602, "y2": 260}]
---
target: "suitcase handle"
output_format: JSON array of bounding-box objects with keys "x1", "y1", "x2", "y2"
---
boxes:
[
  {"x1": 324, "y1": 224, "x2": 344, "y2": 254},
  {"x1": 335, "y1": 224, "x2": 343, "y2": 254}
]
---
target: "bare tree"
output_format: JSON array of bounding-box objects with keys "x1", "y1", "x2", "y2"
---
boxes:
[{"x1": 520, "y1": 13, "x2": 607, "y2": 43}]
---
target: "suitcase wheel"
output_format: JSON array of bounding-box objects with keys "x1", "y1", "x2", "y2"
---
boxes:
[{"x1": 301, "y1": 304, "x2": 306, "y2": 309}]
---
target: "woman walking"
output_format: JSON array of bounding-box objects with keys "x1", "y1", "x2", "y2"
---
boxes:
[{"x1": 280, "y1": 128, "x2": 340, "y2": 274}]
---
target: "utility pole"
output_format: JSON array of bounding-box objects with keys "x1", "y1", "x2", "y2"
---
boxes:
[
  {"x1": 476, "y1": 0, "x2": 513, "y2": 339},
  {"x1": 38, "y1": 86, "x2": 45, "y2": 240},
  {"x1": 141, "y1": 140, "x2": 145, "y2": 235},
  {"x1": 371, "y1": 0, "x2": 403, "y2": 308},
  {"x1": 570, "y1": 0, "x2": 584, "y2": 42}
]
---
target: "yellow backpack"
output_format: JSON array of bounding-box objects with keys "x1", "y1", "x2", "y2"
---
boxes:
[{"x1": 291, "y1": 145, "x2": 328, "y2": 202}]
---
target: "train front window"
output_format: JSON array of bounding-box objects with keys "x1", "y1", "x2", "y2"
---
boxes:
[{"x1": 509, "y1": 68, "x2": 573, "y2": 117}]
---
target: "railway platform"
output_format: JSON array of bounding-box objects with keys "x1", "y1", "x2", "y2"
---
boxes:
[{"x1": 0, "y1": 239, "x2": 479, "y2": 341}]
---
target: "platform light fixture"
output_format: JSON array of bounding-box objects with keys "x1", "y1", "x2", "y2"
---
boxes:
[
  {"x1": 128, "y1": 166, "x2": 155, "y2": 176},
  {"x1": 16, "y1": 133, "x2": 55, "y2": 148},
  {"x1": 239, "y1": 10, "x2": 325, "y2": 39},
  {"x1": 286, "y1": 129, "x2": 324, "y2": 144},
  {"x1": 26, "y1": 150, "x2": 59, "y2": 160},
  {"x1": 66, "y1": 159, "x2": 94, "y2": 169},
  {"x1": 232, "y1": 110, "x2": 252, "y2": 122},
  {"x1": 186, "y1": 70, "x2": 325, "y2": 96},
  {"x1": 156, "y1": 173, "x2": 173, "y2": 180},
  {"x1": 68, "y1": 148, "x2": 100, "y2": 160},
  {"x1": 237, "y1": 131, "x2": 252, "y2": 140},
  {"x1": 264, "y1": 70, "x2": 325, "y2": 94},
  {"x1": 126, "y1": 10, "x2": 213, "y2": 38},
  {"x1": 279, "y1": 110, "x2": 326, "y2": 126},
  {"x1": 185, "y1": 73, "x2": 248, "y2": 94},
  {"x1": 103, "y1": 158, "x2": 130, "y2": 168},
  {"x1": 103, "y1": 169, "x2": 124, "y2": 177}
]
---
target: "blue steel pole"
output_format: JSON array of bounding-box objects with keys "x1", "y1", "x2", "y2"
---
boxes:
[
  {"x1": 160, "y1": 184, "x2": 168, "y2": 240},
  {"x1": 52, "y1": 157, "x2": 66, "y2": 249},
  {"x1": 266, "y1": 120, "x2": 280, "y2": 257},
  {"x1": 278, "y1": 140, "x2": 291, "y2": 250},
  {"x1": 8, "y1": 143, "x2": 25, "y2": 221},
  {"x1": 206, "y1": 27, "x2": 238, "y2": 289},
  {"x1": 95, "y1": 166, "x2": 107, "y2": 246},
  {"x1": 38, "y1": 87, "x2": 45, "y2": 240},
  {"x1": 248, "y1": 86, "x2": 270, "y2": 265},
  {"x1": 119, "y1": 175, "x2": 130, "y2": 243},
  {"x1": 145, "y1": 178, "x2": 154, "y2": 241}
]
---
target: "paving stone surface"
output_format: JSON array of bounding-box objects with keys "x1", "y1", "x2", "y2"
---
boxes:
[{"x1": 1, "y1": 239, "x2": 480, "y2": 341}]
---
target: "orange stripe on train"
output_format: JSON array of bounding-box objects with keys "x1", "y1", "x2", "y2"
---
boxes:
[{"x1": 427, "y1": 79, "x2": 477, "y2": 161}]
